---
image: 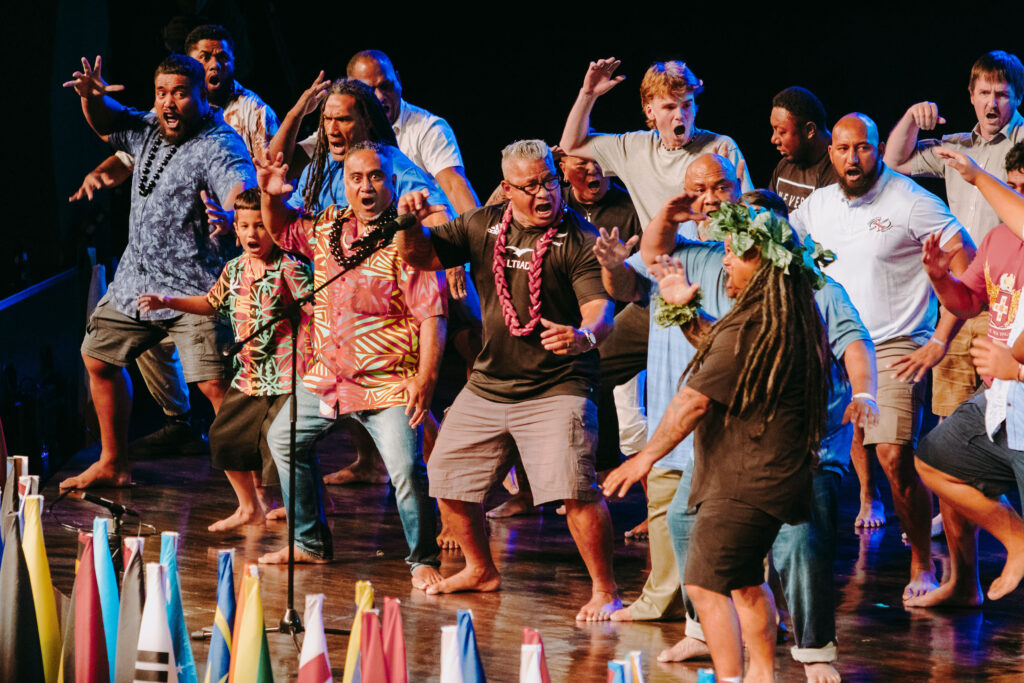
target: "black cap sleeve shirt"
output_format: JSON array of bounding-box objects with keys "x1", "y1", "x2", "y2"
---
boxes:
[{"x1": 429, "y1": 204, "x2": 609, "y2": 403}]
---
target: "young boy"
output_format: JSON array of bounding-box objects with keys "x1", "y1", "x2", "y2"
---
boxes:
[{"x1": 139, "y1": 187, "x2": 313, "y2": 532}]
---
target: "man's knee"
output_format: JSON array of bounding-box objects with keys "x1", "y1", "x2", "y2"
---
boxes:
[
  {"x1": 875, "y1": 443, "x2": 914, "y2": 478},
  {"x1": 196, "y1": 378, "x2": 229, "y2": 399},
  {"x1": 82, "y1": 353, "x2": 122, "y2": 379}
]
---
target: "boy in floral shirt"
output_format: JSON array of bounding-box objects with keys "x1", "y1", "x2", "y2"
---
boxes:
[{"x1": 139, "y1": 187, "x2": 313, "y2": 532}]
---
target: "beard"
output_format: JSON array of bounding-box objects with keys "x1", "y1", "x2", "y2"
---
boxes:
[
  {"x1": 159, "y1": 111, "x2": 203, "y2": 145},
  {"x1": 837, "y1": 161, "x2": 881, "y2": 198}
]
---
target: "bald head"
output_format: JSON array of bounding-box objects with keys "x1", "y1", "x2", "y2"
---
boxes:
[
  {"x1": 685, "y1": 153, "x2": 740, "y2": 217},
  {"x1": 829, "y1": 113, "x2": 884, "y2": 198},
  {"x1": 347, "y1": 50, "x2": 402, "y2": 123}
]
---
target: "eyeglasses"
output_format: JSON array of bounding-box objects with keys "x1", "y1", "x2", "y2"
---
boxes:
[{"x1": 505, "y1": 176, "x2": 560, "y2": 195}]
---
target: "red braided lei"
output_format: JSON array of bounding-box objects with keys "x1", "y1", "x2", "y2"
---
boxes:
[{"x1": 491, "y1": 202, "x2": 562, "y2": 337}]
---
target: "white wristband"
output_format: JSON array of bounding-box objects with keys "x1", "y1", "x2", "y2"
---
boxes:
[
  {"x1": 852, "y1": 392, "x2": 876, "y2": 402},
  {"x1": 927, "y1": 337, "x2": 946, "y2": 347}
]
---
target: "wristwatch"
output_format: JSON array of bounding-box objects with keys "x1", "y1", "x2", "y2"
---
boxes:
[{"x1": 579, "y1": 327, "x2": 597, "y2": 350}]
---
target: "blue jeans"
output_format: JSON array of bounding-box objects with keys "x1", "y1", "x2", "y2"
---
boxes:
[
  {"x1": 771, "y1": 468, "x2": 841, "y2": 662},
  {"x1": 665, "y1": 466, "x2": 701, "y2": 634},
  {"x1": 267, "y1": 384, "x2": 439, "y2": 570}
]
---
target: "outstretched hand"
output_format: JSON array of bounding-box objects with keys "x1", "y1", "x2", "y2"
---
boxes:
[
  {"x1": 63, "y1": 56, "x2": 124, "y2": 99},
  {"x1": 650, "y1": 254, "x2": 700, "y2": 306},
  {"x1": 662, "y1": 192, "x2": 709, "y2": 225},
  {"x1": 294, "y1": 70, "x2": 330, "y2": 119},
  {"x1": 935, "y1": 147, "x2": 982, "y2": 185},
  {"x1": 397, "y1": 189, "x2": 448, "y2": 223},
  {"x1": 255, "y1": 152, "x2": 294, "y2": 197},
  {"x1": 711, "y1": 141, "x2": 745, "y2": 182},
  {"x1": 601, "y1": 456, "x2": 651, "y2": 499},
  {"x1": 581, "y1": 58, "x2": 626, "y2": 97},
  {"x1": 920, "y1": 233, "x2": 962, "y2": 282},
  {"x1": 69, "y1": 170, "x2": 111, "y2": 202},
  {"x1": 592, "y1": 227, "x2": 638, "y2": 269},
  {"x1": 201, "y1": 190, "x2": 233, "y2": 237}
]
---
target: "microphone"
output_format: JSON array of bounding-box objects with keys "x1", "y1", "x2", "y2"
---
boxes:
[
  {"x1": 350, "y1": 213, "x2": 417, "y2": 250},
  {"x1": 70, "y1": 490, "x2": 140, "y2": 517}
]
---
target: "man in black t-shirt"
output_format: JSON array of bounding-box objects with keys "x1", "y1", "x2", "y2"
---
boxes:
[
  {"x1": 395, "y1": 139, "x2": 621, "y2": 622},
  {"x1": 769, "y1": 87, "x2": 838, "y2": 212}
]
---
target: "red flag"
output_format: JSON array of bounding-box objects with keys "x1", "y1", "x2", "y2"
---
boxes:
[
  {"x1": 359, "y1": 610, "x2": 388, "y2": 682},
  {"x1": 74, "y1": 534, "x2": 109, "y2": 683},
  {"x1": 381, "y1": 598, "x2": 406, "y2": 683}
]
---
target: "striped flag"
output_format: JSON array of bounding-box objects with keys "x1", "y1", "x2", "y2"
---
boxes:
[
  {"x1": 160, "y1": 532, "x2": 197, "y2": 683},
  {"x1": 456, "y1": 610, "x2": 485, "y2": 683},
  {"x1": 297, "y1": 593, "x2": 331, "y2": 683},
  {"x1": 231, "y1": 567, "x2": 273, "y2": 683},
  {"x1": 23, "y1": 495, "x2": 61, "y2": 683},
  {"x1": 342, "y1": 580, "x2": 374, "y2": 683},
  {"x1": 519, "y1": 628, "x2": 550, "y2": 683},
  {"x1": 381, "y1": 598, "x2": 406, "y2": 683},
  {"x1": 136, "y1": 563, "x2": 177, "y2": 683},
  {"x1": 0, "y1": 510, "x2": 45, "y2": 682},
  {"x1": 628, "y1": 651, "x2": 644, "y2": 683},
  {"x1": 114, "y1": 537, "x2": 145, "y2": 683},
  {"x1": 203, "y1": 550, "x2": 235, "y2": 683},
  {"x1": 93, "y1": 518, "x2": 120, "y2": 683},
  {"x1": 227, "y1": 564, "x2": 259, "y2": 683}
]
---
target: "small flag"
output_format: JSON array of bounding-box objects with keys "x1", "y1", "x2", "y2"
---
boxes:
[
  {"x1": 519, "y1": 628, "x2": 550, "y2": 683},
  {"x1": 457, "y1": 610, "x2": 485, "y2": 683},
  {"x1": 203, "y1": 550, "x2": 235, "y2": 683},
  {"x1": 114, "y1": 537, "x2": 145, "y2": 683},
  {"x1": 606, "y1": 660, "x2": 629, "y2": 683},
  {"x1": 75, "y1": 532, "x2": 110, "y2": 683},
  {"x1": 161, "y1": 532, "x2": 197, "y2": 683},
  {"x1": 227, "y1": 565, "x2": 259, "y2": 683},
  {"x1": 231, "y1": 568, "x2": 273, "y2": 683},
  {"x1": 93, "y1": 518, "x2": 120, "y2": 683},
  {"x1": 136, "y1": 563, "x2": 177, "y2": 683},
  {"x1": 439, "y1": 625, "x2": 460, "y2": 683},
  {"x1": 628, "y1": 651, "x2": 645, "y2": 683},
  {"x1": 57, "y1": 532, "x2": 87, "y2": 683},
  {"x1": 23, "y1": 496, "x2": 61, "y2": 683},
  {"x1": 381, "y1": 598, "x2": 406, "y2": 683},
  {"x1": 342, "y1": 580, "x2": 374, "y2": 683},
  {"x1": 359, "y1": 610, "x2": 388, "y2": 682},
  {"x1": 0, "y1": 511, "x2": 46, "y2": 682},
  {"x1": 297, "y1": 594, "x2": 331, "y2": 683}
]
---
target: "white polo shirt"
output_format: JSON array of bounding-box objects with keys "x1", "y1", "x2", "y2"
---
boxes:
[
  {"x1": 789, "y1": 165, "x2": 966, "y2": 345},
  {"x1": 393, "y1": 99, "x2": 464, "y2": 181}
]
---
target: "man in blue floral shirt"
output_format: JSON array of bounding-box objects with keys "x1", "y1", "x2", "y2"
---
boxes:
[{"x1": 62, "y1": 54, "x2": 255, "y2": 490}]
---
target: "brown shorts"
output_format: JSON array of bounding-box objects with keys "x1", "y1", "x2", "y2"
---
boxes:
[
  {"x1": 208, "y1": 387, "x2": 286, "y2": 485},
  {"x1": 427, "y1": 389, "x2": 600, "y2": 505},
  {"x1": 932, "y1": 311, "x2": 988, "y2": 417},
  {"x1": 864, "y1": 337, "x2": 926, "y2": 447},
  {"x1": 684, "y1": 498, "x2": 782, "y2": 596}
]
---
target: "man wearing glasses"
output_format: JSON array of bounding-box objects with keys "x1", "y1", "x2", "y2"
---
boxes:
[{"x1": 395, "y1": 139, "x2": 622, "y2": 622}]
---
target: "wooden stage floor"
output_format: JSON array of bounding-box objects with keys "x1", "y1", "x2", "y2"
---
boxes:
[{"x1": 41, "y1": 433, "x2": 1024, "y2": 682}]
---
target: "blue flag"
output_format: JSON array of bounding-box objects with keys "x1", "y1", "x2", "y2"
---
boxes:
[
  {"x1": 457, "y1": 609, "x2": 486, "y2": 683},
  {"x1": 203, "y1": 549, "x2": 235, "y2": 683},
  {"x1": 93, "y1": 517, "x2": 120, "y2": 683},
  {"x1": 161, "y1": 531, "x2": 197, "y2": 683}
]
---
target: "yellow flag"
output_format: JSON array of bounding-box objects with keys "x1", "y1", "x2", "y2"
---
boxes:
[
  {"x1": 23, "y1": 495, "x2": 61, "y2": 683},
  {"x1": 342, "y1": 580, "x2": 374, "y2": 683}
]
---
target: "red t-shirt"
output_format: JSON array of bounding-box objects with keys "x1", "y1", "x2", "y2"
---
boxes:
[{"x1": 960, "y1": 224, "x2": 1024, "y2": 346}]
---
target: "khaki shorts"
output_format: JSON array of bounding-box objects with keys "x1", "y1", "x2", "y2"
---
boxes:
[
  {"x1": 931, "y1": 311, "x2": 988, "y2": 417},
  {"x1": 864, "y1": 337, "x2": 926, "y2": 447},
  {"x1": 81, "y1": 293, "x2": 232, "y2": 383},
  {"x1": 427, "y1": 389, "x2": 600, "y2": 505}
]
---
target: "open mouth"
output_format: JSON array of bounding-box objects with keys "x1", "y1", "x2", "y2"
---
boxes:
[
  {"x1": 162, "y1": 112, "x2": 181, "y2": 130},
  {"x1": 245, "y1": 240, "x2": 262, "y2": 251},
  {"x1": 360, "y1": 196, "x2": 377, "y2": 209},
  {"x1": 673, "y1": 125, "x2": 687, "y2": 136},
  {"x1": 986, "y1": 111, "x2": 999, "y2": 121},
  {"x1": 328, "y1": 138, "x2": 346, "y2": 155},
  {"x1": 535, "y1": 201, "x2": 553, "y2": 215},
  {"x1": 207, "y1": 72, "x2": 221, "y2": 89},
  {"x1": 586, "y1": 180, "x2": 601, "y2": 191},
  {"x1": 845, "y1": 168, "x2": 863, "y2": 180}
]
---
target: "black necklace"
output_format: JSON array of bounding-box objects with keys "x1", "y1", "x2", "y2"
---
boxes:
[
  {"x1": 137, "y1": 140, "x2": 179, "y2": 196},
  {"x1": 327, "y1": 205, "x2": 398, "y2": 269}
]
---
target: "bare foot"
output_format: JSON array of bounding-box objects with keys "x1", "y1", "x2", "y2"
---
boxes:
[
  {"x1": 804, "y1": 662, "x2": 841, "y2": 683},
  {"x1": 987, "y1": 551, "x2": 1024, "y2": 600},
  {"x1": 624, "y1": 519, "x2": 649, "y2": 540},
  {"x1": 902, "y1": 570, "x2": 940, "y2": 602},
  {"x1": 266, "y1": 507, "x2": 287, "y2": 521},
  {"x1": 436, "y1": 525, "x2": 460, "y2": 551},
  {"x1": 411, "y1": 565, "x2": 444, "y2": 590},
  {"x1": 59, "y1": 461, "x2": 131, "y2": 491},
  {"x1": 609, "y1": 606, "x2": 633, "y2": 622},
  {"x1": 854, "y1": 500, "x2": 885, "y2": 528},
  {"x1": 657, "y1": 636, "x2": 710, "y2": 662},
  {"x1": 575, "y1": 591, "x2": 622, "y2": 622},
  {"x1": 485, "y1": 492, "x2": 538, "y2": 518},
  {"x1": 258, "y1": 545, "x2": 329, "y2": 564},
  {"x1": 208, "y1": 506, "x2": 265, "y2": 532},
  {"x1": 424, "y1": 565, "x2": 501, "y2": 595},
  {"x1": 323, "y1": 466, "x2": 389, "y2": 485},
  {"x1": 904, "y1": 578, "x2": 983, "y2": 607}
]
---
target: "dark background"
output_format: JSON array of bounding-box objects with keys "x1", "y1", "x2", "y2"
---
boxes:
[{"x1": 9, "y1": 0, "x2": 1022, "y2": 299}]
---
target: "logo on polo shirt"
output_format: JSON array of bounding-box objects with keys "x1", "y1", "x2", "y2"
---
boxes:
[
  {"x1": 868, "y1": 216, "x2": 893, "y2": 233},
  {"x1": 487, "y1": 223, "x2": 501, "y2": 234}
]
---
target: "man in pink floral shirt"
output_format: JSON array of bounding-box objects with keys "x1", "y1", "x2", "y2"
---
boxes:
[{"x1": 257, "y1": 141, "x2": 446, "y2": 588}]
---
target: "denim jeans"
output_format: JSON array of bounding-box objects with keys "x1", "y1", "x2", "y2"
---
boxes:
[
  {"x1": 771, "y1": 469, "x2": 841, "y2": 662},
  {"x1": 267, "y1": 384, "x2": 439, "y2": 570},
  {"x1": 665, "y1": 466, "x2": 701, "y2": 635}
]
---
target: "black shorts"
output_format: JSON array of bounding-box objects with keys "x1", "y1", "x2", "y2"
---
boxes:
[
  {"x1": 684, "y1": 498, "x2": 782, "y2": 595},
  {"x1": 209, "y1": 387, "x2": 287, "y2": 484}
]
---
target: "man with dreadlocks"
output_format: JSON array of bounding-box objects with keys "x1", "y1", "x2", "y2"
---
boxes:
[{"x1": 603, "y1": 196, "x2": 833, "y2": 683}]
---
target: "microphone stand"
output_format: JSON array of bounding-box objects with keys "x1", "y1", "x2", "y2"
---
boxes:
[{"x1": 224, "y1": 217, "x2": 408, "y2": 636}]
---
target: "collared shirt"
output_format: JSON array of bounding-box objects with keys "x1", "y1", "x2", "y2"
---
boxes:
[
  {"x1": 790, "y1": 164, "x2": 968, "y2": 345},
  {"x1": 906, "y1": 110, "x2": 1024, "y2": 243},
  {"x1": 985, "y1": 280, "x2": 1024, "y2": 449},
  {"x1": 277, "y1": 206, "x2": 446, "y2": 415},
  {"x1": 587, "y1": 128, "x2": 755, "y2": 228},
  {"x1": 392, "y1": 99, "x2": 464, "y2": 180},
  {"x1": 206, "y1": 251, "x2": 313, "y2": 397},
  {"x1": 287, "y1": 144, "x2": 454, "y2": 218},
  {"x1": 107, "y1": 108, "x2": 256, "y2": 320}
]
